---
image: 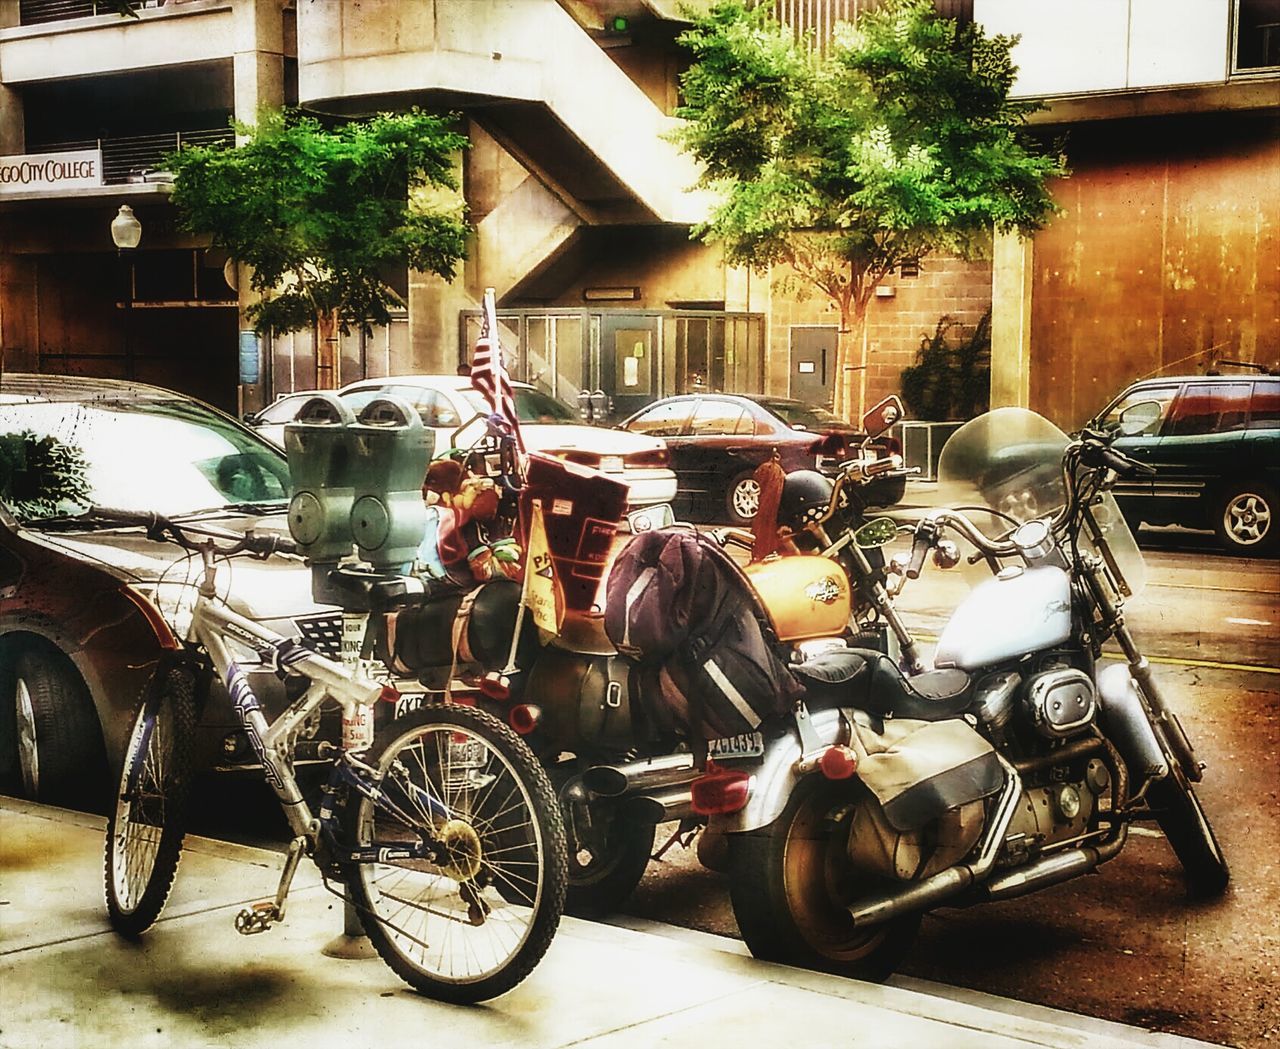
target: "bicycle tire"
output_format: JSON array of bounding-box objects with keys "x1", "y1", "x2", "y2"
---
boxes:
[
  {"x1": 340, "y1": 704, "x2": 567, "y2": 1003},
  {"x1": 104, "y1": 666, "x2": 197, "y2": 937}
]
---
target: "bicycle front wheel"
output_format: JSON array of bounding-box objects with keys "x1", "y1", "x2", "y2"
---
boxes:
[
  {"x1": 104, "y1": 666, "x2": 197, "y2": 937},
  {"x1": 340, "y1": 704, "x2": 567, "y2": 1003}
]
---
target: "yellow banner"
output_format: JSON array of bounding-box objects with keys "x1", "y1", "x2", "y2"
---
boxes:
[{"x1": 524, "y1": 501, "x2": 562, "y2": 635}]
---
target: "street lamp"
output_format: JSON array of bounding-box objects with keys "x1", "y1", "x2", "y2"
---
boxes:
[{"x1": 110, "y1": 204, "x2": 142, "y2": 380}]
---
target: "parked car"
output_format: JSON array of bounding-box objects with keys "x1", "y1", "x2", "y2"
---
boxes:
[
  {"x1": 336, "y1": 375, "x2": 678, "y2": 508},
  {"x1": 243, "y1": 390, "x2": 322, "y2": 448},
  {"x1": 1089, "y1": 372, "x2": 1280, "y2": 555},
  {"x1": 620, "y1": 393, "x2": 904, "y2": 525},
  {"x1": 0, "y1": 373, "x2": 342, "y2": 809}
]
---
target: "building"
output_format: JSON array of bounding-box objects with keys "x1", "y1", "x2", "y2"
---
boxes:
[{"x1": 1, "y1": 0, "x2": 1277, "y2": 428}]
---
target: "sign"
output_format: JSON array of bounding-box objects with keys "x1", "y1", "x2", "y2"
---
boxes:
[
  {"x1": 0, "y1": 149, "x2": 102, "y2": 196},
  {"x1": 238, "y1": 331, "x2": 261, "y2": 384}
]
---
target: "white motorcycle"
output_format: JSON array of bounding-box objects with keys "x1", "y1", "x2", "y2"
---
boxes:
[{"x1": 698, "y1": 404, "x2": 1228, "y2": 980}]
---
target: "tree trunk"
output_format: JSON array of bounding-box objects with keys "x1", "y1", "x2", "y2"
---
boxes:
[
  {"x1": 832, "y1": 299, "x2": 868, "y2": 423},
  {"x1": 316, "y1": 309, "x2": 339, "y2": 389}
]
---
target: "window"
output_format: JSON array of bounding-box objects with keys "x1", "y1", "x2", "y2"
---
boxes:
[
  {"x1": 690, "y1": 400, "x2": 752, "y2": 436},
  {"x1": 625, "y1": 401, "x2": 692, "y2": 437},
  {"x1": 1099, "y1": 384, "x2": 1179, "y2": 436},
  {"x1": 1166, "y1": 383, "x2": 1253, "y2": 437},
  {"x1": 1235, "y1": 0, "x2": 1280, "y2": 71},
  {"x1": 257, "y1": 394, "x2": 312, "y2": 425},
  {"x1": 1248, "y1": 381, "x2": 1280, "y2": 429}
]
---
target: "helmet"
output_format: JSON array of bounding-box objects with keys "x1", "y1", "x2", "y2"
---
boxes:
[{"x1": 778, "y1": 470, "x2": 836, "y2": 532}]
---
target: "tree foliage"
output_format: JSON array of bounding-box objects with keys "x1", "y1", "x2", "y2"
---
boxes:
[
  {"x1": 166, "y1": 109, "x2": 470, "y2": 338},
  {"x1": 900, "y1": 309, "x2": 991, "y2": 421},
  {"x1": 673, "y1": 0, "x2": 1065, "y2": 416}
]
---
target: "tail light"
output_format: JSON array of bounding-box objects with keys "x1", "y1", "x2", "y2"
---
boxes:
[
  {"x1": 626, "y1": 447, "x2": 671, "y2": 468},
  {"x1": 509, "y1": 704, "x2": 542, "y2": 735},
  {"x1": 819, "y1": 745, "x2": 858, "y2": 780},
  {"x1": 559, "y1": 451, "x2": 601, "y2": 468},
  {"x1": 691, "y1": 764, "x2": 752, "y2": 815}
]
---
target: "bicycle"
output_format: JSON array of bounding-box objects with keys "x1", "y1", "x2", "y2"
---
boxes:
[{"x1": 98, "y1": 507, "x2": 567, "y2": 1004}]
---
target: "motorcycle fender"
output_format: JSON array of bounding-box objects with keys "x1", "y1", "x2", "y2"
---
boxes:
[
  {"x1": 712, "y1": 707, "x2": 849, "y2": 834},
  {"x1": 1096, "y1": 663, "x2": 1169, "y2": 780}
]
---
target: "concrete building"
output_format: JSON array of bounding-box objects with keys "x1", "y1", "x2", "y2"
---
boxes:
[{"x1": 1, "y1": 0, "x2": 1277, "y2": 428}]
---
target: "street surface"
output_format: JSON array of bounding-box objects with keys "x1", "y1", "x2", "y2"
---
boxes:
[
  {"x1": 621, "y1": 532, "x2": 1280, "y2": 1049},
  {"x1": 178, "y1": 527, "x2": 1279, "y2": 1047}
]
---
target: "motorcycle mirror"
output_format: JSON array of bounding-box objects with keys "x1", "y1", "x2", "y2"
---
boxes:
[
  {"x1": 854, "y1": 517, "x2": 898, "y2": 549},
  {"x1": 1117, "y1": 400, "x2": 1162, "y2": 436},
  {"x1": 860, "y1": 395, "x2": 904, "y2": 440}
]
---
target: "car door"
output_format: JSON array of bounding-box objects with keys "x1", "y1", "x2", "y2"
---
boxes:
[
  {"x1": 624, "y1": 400, "x2": 695, "y2": 508},
  {"x1": 1100, "y1": 383, "x2": 1180, "y2": 512},
  {"x1": 681, "y1": 398, "x2": 759, "y2": 505},
  {"x1": 1152, "y1": 382, "x2": 1252, "y2": 523}
]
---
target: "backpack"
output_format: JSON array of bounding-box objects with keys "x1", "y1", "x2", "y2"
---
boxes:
[{"x1": 603, "y1": 528, "x2": 803, "y2": 742}]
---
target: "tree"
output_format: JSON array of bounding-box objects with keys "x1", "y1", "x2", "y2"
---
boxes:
[
  {"x1": 673, "y1": 0, "x2": 1065, "y2": 418},
  {"x1": 166, "y1": 108, "x2": 469, "y2": 368},
  {"x1": 899, "y1": 308, "x2": 991, "y2": 420}
]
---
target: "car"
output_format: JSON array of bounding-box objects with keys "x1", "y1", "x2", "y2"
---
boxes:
[
  {"x1": 619, "y1": 393, "x2": 904, "y2": 525},
  {"x1": 242, "y1": 390, "x2": 323, "y2": 448},
  {"x1": 336, "y1": 375, "x2": 678, "y2": 509},
  {"x1": 1089, "y1": 372, "x2": 1280, "y2": 555},
  {"x1": 0, "y1": 373, "x2": 342, "y2": 809}
]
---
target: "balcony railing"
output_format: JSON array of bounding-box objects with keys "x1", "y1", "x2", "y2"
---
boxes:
[
  {"x1": 30, "y1": 128, "x2": 233, "y2": 185},
  {"x1": 18, "y1": 0, "x2": 171, "y2": 26}
]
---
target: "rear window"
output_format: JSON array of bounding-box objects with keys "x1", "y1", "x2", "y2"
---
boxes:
[
  {"x1": 1166, "y1": 383, "x2": 1252, "y2": 437},
  {"x1": 1248, "y1": 381, "x2": 1280, "y2": 430}
]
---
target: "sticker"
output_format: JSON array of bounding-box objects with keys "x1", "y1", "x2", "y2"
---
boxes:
[
  {"x1": 798, "y1": 361, "x2": 816, "y2": 374},
  {"x1": 552, "y1": 498, "x2": 574, "y2": 515}
]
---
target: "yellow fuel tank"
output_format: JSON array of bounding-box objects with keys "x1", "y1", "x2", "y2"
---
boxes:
[{"x1": 744, "y1": 555, "x2": 852, "y2": 642}]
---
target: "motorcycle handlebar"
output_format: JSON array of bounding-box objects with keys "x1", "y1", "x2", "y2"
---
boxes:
[{"x1": 905, "y1": 532, "x2": 931, "y2": 579}]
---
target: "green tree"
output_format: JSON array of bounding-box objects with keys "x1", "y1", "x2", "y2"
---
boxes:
[
  {"x1": 166, "y1": 108, "x2": 469, "y2": 362},
  {"x1": 673, "y1": 0, "x2": 1065, "y2": 418}
]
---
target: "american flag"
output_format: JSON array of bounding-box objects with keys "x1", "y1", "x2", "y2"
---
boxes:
[{"x1": 469, "y1": 287, "x2": 525, "y2": 454}]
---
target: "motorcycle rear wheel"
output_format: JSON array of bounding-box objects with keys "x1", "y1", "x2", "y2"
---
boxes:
[
  {"x1": 728, "y1": 776, "x2": 919, "y2": 981},
  {"x1": 1148, "y1": 774, "x2": 1229, "y2": 898}
]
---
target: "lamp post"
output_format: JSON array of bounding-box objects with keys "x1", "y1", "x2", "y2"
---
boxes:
[{"x1": 110, "y1": 204, "x2": 142, "y2": 380}]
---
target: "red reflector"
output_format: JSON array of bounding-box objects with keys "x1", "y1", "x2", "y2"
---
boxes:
[
  {"x1": 378, "y1": 685, "x2": 401, "y2": 704},
  {"x1": 691, "y1": 768, "x2": 752, "y2": 815},
  {"x1": 819, "y1": 745, "x2": 858, "y2": 780},
  {"x1": 479, "y1": 671, "x2": 511, "y2": 700},
  {"x1": 509, "y1": 704, "x2": 542, "y2": 735}
]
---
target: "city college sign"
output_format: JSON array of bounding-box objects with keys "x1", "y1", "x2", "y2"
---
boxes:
[{"x1": 0, "y1": 149, "x2": 103, "y2": 197}]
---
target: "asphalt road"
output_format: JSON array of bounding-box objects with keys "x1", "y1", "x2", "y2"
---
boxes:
[{"x1": 620, "y1": 537, "x2": 1280, "y2": 1049}]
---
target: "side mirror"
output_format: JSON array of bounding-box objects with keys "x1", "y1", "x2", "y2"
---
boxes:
[
  {"x1": 449, "y1": 413, "x2": 490, "y2": 452},
  {"x1": 853, "y1": 517, "x2": 898, "y2": 549},
  {"x1": 861, "y1": 396, "x2": 904, "y2": 440},
  {"x1": 1117, "y1": 400, "x2": 1162, "y2": 437}
]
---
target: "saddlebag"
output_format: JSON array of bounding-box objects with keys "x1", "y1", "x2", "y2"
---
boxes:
[
  {"x1": 603, "y1": 529, "x2": 803, "y2": 742},
  {"x1": 846, "y1": 711, "x2": 1003, "y2": 833}
]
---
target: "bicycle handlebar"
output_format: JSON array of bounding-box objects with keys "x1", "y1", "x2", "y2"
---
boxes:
[{"x1": 88, "y1": 507, "x2": 300, "y2": 558}]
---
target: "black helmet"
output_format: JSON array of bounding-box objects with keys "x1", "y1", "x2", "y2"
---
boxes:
[{"x1": 778, "y1": 470, "x2": 836, "y2": 532}]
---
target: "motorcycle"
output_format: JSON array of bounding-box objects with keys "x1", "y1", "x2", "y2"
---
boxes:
[
  {"x1": 376, "y1": 398, "x2": 912, "y2": 917},
  {"x1": 695, "y1": 403, "x2": 1228, "y2": 980}
]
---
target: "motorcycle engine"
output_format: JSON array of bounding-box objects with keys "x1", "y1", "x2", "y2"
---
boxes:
[
  {"x1": 1003, "y1": 775, "x2": 1098, "y2": 852},
  {"x1": 1022, "y1": 666, "x2": 1097, "y2": 739}
]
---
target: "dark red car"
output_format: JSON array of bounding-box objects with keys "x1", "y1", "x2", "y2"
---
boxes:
[{"x1": 620, "y1": 394, "x2": 904, "y2": 525}]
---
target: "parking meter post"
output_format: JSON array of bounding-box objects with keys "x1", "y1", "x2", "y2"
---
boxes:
[{"x1": 321, "y1": 898, "x2": 377, "y2": 960}]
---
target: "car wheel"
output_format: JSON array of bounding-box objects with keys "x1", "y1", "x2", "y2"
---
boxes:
[
  {"x1": 727, "y1": 471, "x2": 762, "y2": 525},
  {"x1": 7, "y1": 645, "x2": 107, "y2": 809},
  {"x1": 1214, "y1": 481, "x2": 1277, "y2": 555}
]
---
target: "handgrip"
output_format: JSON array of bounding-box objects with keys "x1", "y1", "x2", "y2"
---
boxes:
[{"x1": 906, "y1": 532, "x2": 931, "y2": 579}]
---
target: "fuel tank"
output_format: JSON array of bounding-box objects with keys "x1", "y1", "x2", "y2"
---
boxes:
[
  {"x1": 743, "y1": 555, "x2": 852, "y2": 642},
  {"x1": 934, "y1": 565, "x2": 1072, "y2": 671}
]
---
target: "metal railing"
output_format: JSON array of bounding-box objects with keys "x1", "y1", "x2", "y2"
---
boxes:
[
  {"x1": 17, "y1": 0, "x2": 176, "y2": 25},
  {"x1": 28, "y1": 128, "x2": 233, "y2": 185}
]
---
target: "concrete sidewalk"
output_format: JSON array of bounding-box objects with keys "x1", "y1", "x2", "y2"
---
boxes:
[{"x1": 0, "y1": 797, "x2": 1220, "y2": 1049}]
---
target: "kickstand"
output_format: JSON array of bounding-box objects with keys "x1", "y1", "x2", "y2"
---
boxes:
[{"x1": 652, "y1": 821, "x2": 699, "y2": 862}]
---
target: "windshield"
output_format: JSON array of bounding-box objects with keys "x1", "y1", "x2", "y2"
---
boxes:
[
  {"x1": 461, "y1": 387, "x2": 576, "y2": 424},
  {"x1": 761, "y1": 400, "x2": 846, "y2": 430},
  {"x1": 0, "y1": 398, "x2": 291, "y2": 524},
  {"x1": 936, "y1": 407, "x2": 1145, "y2": 595}
]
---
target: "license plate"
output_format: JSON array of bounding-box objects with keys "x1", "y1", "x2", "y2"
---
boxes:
[
  {"x1": 600, "y1": 455, "x2": 625, "y2": 473},
  {"x1": 447, "y1": 738, "x2": 488, "y2": 769},
  {"x1": 393, "y1": 692, "x2": 425, "y2": 719},
  {"x1": 707, "y1": 730, "x2": 765, "y2": 760}
]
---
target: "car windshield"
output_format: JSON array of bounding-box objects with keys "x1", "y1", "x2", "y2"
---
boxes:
[
  {"x1": 0, "y1": 397, "x2": 291, "y2": 524},
  {"x1": 761, "y1": 400, "x2": 845, "y2": 430},
  {"x1": 460, "y1": 387, "x2": 577, "y2": 424}
]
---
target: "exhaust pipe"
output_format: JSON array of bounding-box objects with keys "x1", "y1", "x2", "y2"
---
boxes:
[
  {"x1": 625, "y1": 786, "x2": 693, "y2": 824},
  {"x1": 581, "y1": 753, "x2": 698, "y2": 798}
]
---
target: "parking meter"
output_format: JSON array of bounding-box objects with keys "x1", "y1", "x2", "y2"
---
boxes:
[
  {"x1": 284, "y1": 393, "x2": 358, "y2": 565},
  {"x1": 346, "y1": 395, "x2": 434, "y2": 569}
]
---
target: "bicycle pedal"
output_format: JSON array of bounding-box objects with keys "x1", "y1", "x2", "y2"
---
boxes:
[{"x1": 234, "y1": 901, "x2": 281, "y2": 935}]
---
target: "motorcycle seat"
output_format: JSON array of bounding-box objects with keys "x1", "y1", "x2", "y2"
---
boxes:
[
  {"x1": 849, "y1": 648, "x2": 973, "y2": 722},
  {"x1": 791, "y1": 649, "x2": 870, "y2": 712}
]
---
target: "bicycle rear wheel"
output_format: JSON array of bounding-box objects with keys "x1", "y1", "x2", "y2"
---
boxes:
[
  {"x1": 104, "y1": 666, "x2": 197, "y2": 937},
  {"x1": 340, "y1": 704, "x2": 567, "y2": 1003}
]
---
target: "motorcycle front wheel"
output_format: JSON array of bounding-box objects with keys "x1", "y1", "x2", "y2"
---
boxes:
[
  {"x1": 1148, "y1": 774, "x2": 1230, "y2": 898},
  {"x1": 728, "y1": 776, "x2": 920, "y2": 981}
]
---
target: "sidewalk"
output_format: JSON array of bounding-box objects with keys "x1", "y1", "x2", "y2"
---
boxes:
[{"x1": 0, "y1": 797, "x2": 1221, "y2": 1049}]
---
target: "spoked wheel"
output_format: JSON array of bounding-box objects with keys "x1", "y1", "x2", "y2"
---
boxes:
[
  {"x1": 104, "y1": 666, "x2": 197, "y2": 937},
  {"x1": 341, "y1": 705, "x2": 567, "y2": 1003},
  {"x1": 562, "y1": 790, "x2": 656, "y2": 918},
  {"x1": 1148, "y1": 773, "x2": 1230, "y2": 898},
  {"x1": 728, "y1": 776, "x2": 919, "y2": 981}
]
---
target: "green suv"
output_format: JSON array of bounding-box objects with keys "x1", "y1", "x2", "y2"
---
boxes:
[{"x1": 1092, "y1": 373, "x2": 1279, "y2": 555}]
